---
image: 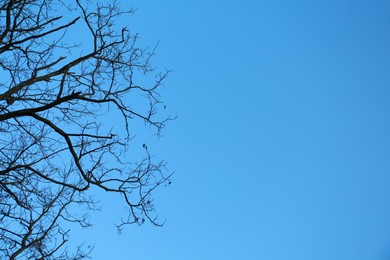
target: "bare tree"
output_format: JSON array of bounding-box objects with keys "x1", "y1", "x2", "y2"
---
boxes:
[{"x1": 0, "y1": 0, "x2": 172, "y2": 259}]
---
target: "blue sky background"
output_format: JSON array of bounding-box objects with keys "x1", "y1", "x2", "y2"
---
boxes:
[{"x1": 75, "y1": 1, "x2": 390, "y2": 259}]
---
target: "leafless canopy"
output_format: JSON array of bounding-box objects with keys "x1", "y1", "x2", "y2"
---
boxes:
[{"x1": 0, "y1": 0, "x2": 172, "y2": 259}]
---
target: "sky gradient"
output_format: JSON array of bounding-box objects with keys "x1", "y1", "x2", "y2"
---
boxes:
[{"x1": 75, "y1": 1, "x2": 390, "y2": 259}]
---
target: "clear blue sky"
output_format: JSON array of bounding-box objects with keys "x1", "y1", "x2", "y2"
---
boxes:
[{"x1": 76, "y1": 1, "x2": 390, "y2": 259}]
